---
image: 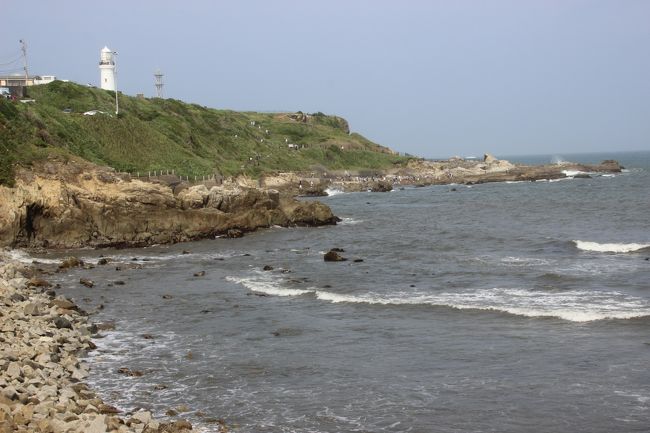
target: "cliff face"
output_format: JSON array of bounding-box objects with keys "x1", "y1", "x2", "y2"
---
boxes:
[{"x1": 0, "y1": 159, "x2": 337, "y2": 249}]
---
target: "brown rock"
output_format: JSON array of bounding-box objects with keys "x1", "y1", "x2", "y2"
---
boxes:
[
  {"x1": 324, "y1": 250, "x2": 347, "y2": 262},
  {"x1": 52, "y1": 298, "x2": 76, "y2": 310},
  {"x1": 28, "y1": 277, "x2": 51, "y2": 288},
  {"x1": 59, "y1": 256, "x2": 83, "y2": 269}
]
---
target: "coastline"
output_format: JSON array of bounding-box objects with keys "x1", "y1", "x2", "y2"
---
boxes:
[
  {"x1": 0, "y1": 153, "x2": 639, "y2": 432},
  {"x1": 0, "y1": 253, "x2": 201, "y2": 432}
]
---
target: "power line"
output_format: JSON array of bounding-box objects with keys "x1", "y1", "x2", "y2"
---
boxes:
[
  {"x1": 0, "y1": 49, "x2": 21, "y2": 60},
  {"x1": 0, "y1": 67, "x2": 24, "y2": 74},
  {"x1": 0, "y1": 55, "x2": 23, "y2": 66}
]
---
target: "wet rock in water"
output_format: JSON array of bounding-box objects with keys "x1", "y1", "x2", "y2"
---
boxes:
[
  {"x1": 193, "y1": 271, "x2": 206, "y2": 277},
  {"x1": 96, "y1": 321, "x2": 116, "y2": 331},
  {"x1": 175, "y1": 404, "x2": 191, "y2": 413},
  {"x1": 53, "y1": 317, "x2": 73, "y2": 329},
  {"x1": 227, "y1": 228, "x2": 244, "y2": 238},
  {"x1": 162, "y1": 294, "x2": 173, "y2": 299},
  {"x1": 59, "y1": 256, "x2": 83, "y2": 269},
  {"x1": 113, "y1": 280, "x2": 125, "y2": 285},
  {"x1": 330, "y1": 247, "x2": 345, "y2": 252},
  {"x1": 154, "y1": 384, "x2": 168, "y2": 390},
  {"x1": 573, "y1": 173, "x2": 592, "y2": 179},
  {"x1": 182, "y1": 250, "x2": 191, "y2": 254},
  {"x1": 263, "y1": 265, "x2": 274, "y2": 271},
  {"x1": 353, "y1": 258, "x2": 364, "y2": 263},
  {"x1": 79, "y1": 278, "x2": 94, "y2": 288},
  {"x1": 142, "y1": 333, "x2": 155, "y2": 339},
  {"x1": 165, "y1": 409, "x2": 178, "y2": 416},
  {"x1": 98, "y1": 403, "x2": 121, "y2": 414},
  {"x1": 370, "y1": 180, "x2": 393, "y2": 192},
  {"x1": 324, "y1": 250, "x2": 347, "y2": 262},
  {"x1": 97, "y1": 258, "x2": 109, "y2": 265},
  {"x1": 116, "y1": 367, "x2": 143, "y2": 377}
]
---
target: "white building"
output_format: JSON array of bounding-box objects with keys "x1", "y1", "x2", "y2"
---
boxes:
[
  {"x1": 99, "y1": 46, "x2": 116, "y2": 91},
  {"x1": 33, "y1": 75, "x2": 56, "y2": 85}
]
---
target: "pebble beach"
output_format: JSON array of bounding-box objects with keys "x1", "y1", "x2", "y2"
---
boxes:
[{"x1": 0, "y1": 254, "x2": 197, "y2": 433}]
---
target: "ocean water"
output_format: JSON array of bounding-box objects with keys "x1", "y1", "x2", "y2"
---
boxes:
[{"x1": 33, "y1": 151, "x2": 650, "y2": 433}]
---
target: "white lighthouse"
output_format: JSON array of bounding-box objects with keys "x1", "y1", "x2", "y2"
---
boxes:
[{"x1": 99, "y1": 46, "x2": 116, "y2": 91}]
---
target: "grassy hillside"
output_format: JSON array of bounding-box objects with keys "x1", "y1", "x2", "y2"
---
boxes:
[{"x1": 0, "y1": 81, "x2": 407, "y2": 185}]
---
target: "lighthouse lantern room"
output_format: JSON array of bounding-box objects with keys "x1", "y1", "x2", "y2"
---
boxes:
[{"x1": 99, "y1": 46, "x2": 116, "y2": 91}]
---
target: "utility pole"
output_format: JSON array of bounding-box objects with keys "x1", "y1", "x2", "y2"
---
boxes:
[
  {"x1": 19, "y1": 39, "x2": 29, "y2": 85},
  {"x1": 113, "y1": 51, "x2": 119, "y2": 115}
]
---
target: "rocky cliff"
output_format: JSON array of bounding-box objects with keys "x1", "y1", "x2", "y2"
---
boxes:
[{"x1": 0, "y1": 158, "x2": 338, "y2": 249}]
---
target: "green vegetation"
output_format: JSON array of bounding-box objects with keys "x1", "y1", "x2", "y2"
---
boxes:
[{"x1": 0, "y1": 81, "x2": 408, "y2": 185}]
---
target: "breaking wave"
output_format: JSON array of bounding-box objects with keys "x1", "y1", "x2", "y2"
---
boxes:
[
  {"x1": 227, "y1": 273, "x2": 650, "y2": 323},
  {"x1": 573, "y1": 240, "x2": 650, "y2": 253},
  {"x1": 325, "y1": 187, "x2": 345, "y2": 196},
  {"x1": 4, "y1": 249, "x2": 61, "y2": 265}
]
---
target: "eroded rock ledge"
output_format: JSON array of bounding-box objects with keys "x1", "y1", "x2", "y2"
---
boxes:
[{"x1": 0, "y1": 159, "x2": 338, "y2": 249}]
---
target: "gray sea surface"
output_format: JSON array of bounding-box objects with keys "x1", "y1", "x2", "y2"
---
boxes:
[{"x1": 30, "y1": 151, "x2": 650, "y2": 432}]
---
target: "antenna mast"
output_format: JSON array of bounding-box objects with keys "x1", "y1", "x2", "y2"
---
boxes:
[
  {"x1": 154, "y1": 69, "x2": 164, "y2": 98},
  {"x1": 19, "y1": 39, "x2": 29, "y2": 84}
]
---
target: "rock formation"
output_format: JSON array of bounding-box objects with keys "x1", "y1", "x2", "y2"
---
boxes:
[{"x1": 0, "y1": 158, "x2": 338, "y2": 249}]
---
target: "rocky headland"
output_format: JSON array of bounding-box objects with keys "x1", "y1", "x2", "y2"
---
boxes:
[
  {"x1": 0, "y1": 158, "x2": 338, "y2": 249},
  {"x1": 260, "y1": 154, "x2": 624, "y2": 195}
]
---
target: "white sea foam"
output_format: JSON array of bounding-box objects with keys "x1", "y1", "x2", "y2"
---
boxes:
[
  {"x1": 573, "y1": 240, "x2": 650, "y2": 253},
  {"x1": 562, "y1": 170, "x2": 586, "y2": 177},
  {"x1": 339, "y1": 217, "x2": 364, "y2": 225},
  {"x1": 228, "y1": 273, "x2": 650, "y2": 322},
  {"x1": 500, "y1": 256, "x2": 553, "y2": 266},
  {"x1": 4, "y1": 249, "x2": 61, "y2": 265},
  {"x1": 226, "y1": 275, "x2": 312, "y2": 297},
  {"x1": 325, "y1": 187, "x2": 345, "y2": 196}
]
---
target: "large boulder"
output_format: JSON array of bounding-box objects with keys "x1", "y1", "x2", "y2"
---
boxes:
[
  {"x1": 370, "y1": 180, "x2": 393, "y2": 192},
  {"x1": 207, "y1": 187, "x2": 279, "y2": 213},
  {"x1": 177, "y1": 185, "x2": 209, "y2": 209},
  {"x1": 483, "y1": 153, "x2": 497, "y2": 164}
]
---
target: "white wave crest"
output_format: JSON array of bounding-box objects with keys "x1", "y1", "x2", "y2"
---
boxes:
[
  {"x1": 325, "y1": 187, "x2": 345, "y2": 196},
  {"x1": 226, "y1": 276, "x2": 312, "y2": 297},
  {"x1": 562, "y1": 170, "x2": 586, "y2": 177},
  {"x1": 227, "y1": 273, "x2": 650, "y2": 322},
  {"x1": 339, "y1": 217, "x2": 364, "y2": 225},
  {"x1": 573, "y1": 240, "x2": 650, "y2": 253},
  {"x1": 4, "y1": 250, "x2": 61, "y2": 265}
]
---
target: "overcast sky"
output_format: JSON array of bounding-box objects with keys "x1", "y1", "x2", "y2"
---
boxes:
[{"x1": 3, "y1": 0, "x2": 649, "y2": 158}]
